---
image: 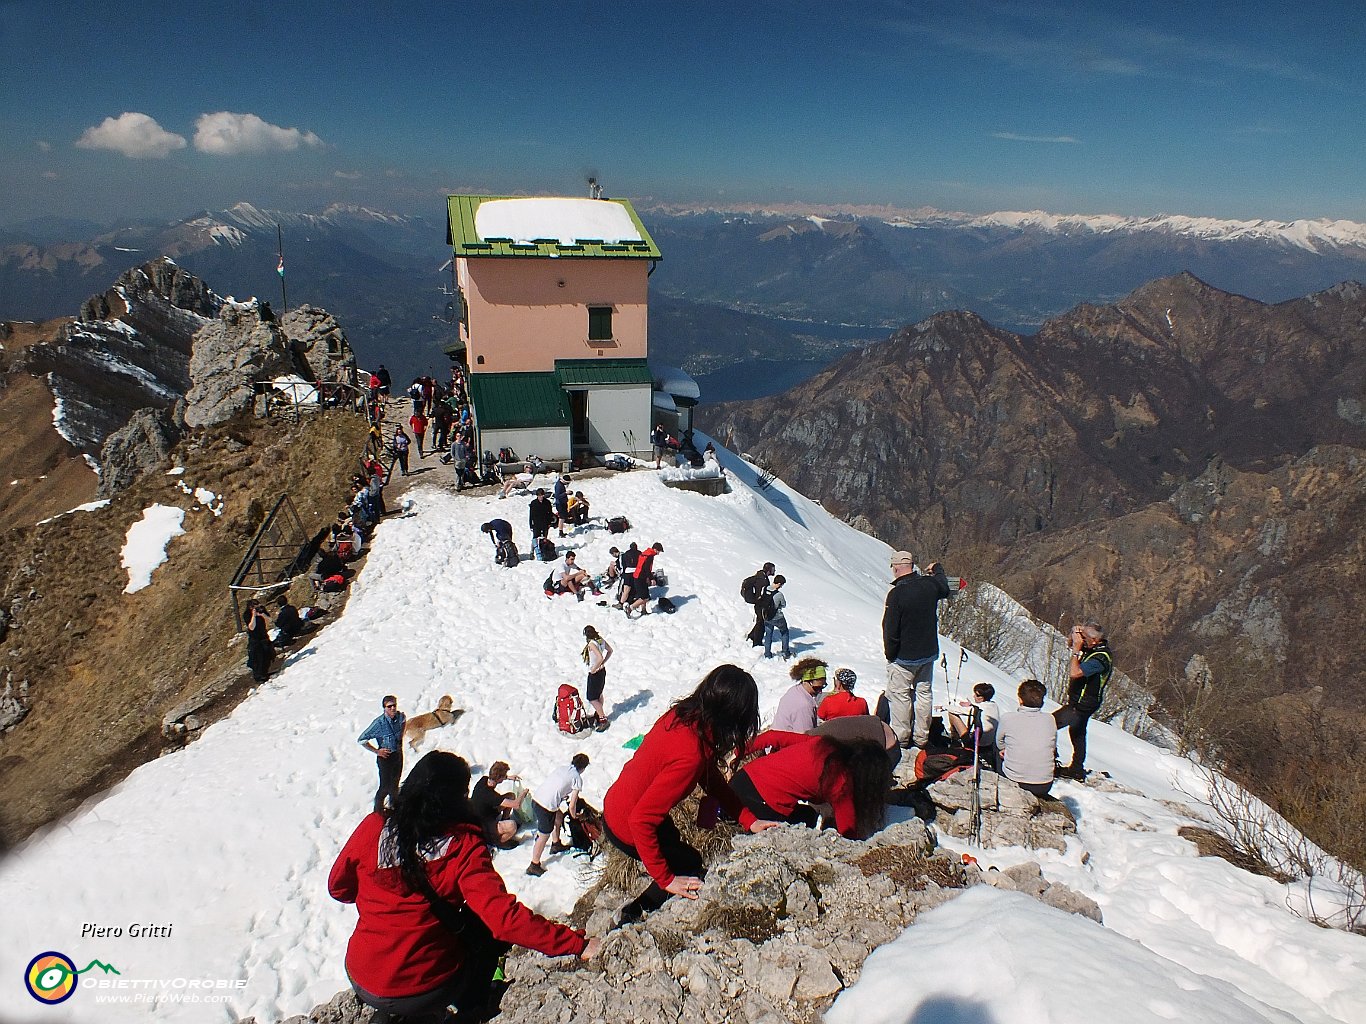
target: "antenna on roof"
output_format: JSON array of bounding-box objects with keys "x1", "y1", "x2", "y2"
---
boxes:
[{"x1": 587, "y1": 175, "x2": 602, "y2": 200}]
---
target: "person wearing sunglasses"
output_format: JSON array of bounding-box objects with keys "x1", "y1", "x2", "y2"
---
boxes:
[{"x1": 771, "y1": 658, "x2": 829, "y2": 733}]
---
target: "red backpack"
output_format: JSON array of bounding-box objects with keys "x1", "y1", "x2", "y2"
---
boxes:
[
  {"x1": 913, "y1": 747, "x2": 975, "y2": 787},
  {"x1": 551, "y1": 684, "x2": 591, "y2": 735}
]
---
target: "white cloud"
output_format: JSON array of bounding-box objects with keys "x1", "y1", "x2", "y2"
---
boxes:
[
  {"x1": 36, "y1": 140, "x2": 51, "y2": 152},
  {"x1": 75, "y1": 112, "x2": 187, "y2": 159},
  {"x1": 333, "y1": 169, "x2": 362, "y2": 180},
  {"x1": 991, "y1": 132, "x2": 1081, "y2": 144},
  {"x1": 193, "y1": 112, "x2": 324, "y2": 155}
]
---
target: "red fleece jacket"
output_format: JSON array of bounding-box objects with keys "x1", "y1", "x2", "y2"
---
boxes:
[
  {"x1": 603, "y1": 709, "x2": 754, "y2": 887},
  {"x1": 818, "y1": 690, "x2": 870, "y2": 721},
  {"x1": 328, "y1": 814, "x2": 585, "y2": 998},
  {"x1": 739, "y1": 731, "x2": 859, "y2": 838}
]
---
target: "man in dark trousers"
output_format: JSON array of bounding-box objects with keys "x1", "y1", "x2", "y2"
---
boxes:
[
  {"x1": 1054, "y1": 623, "x2": 1114, "y2": 780},
  {"x1": 742, "y1": 562, "x2": 776, "y2": 646},
  {"x1": 882, "y1": 551, "x2": 950, "y2": 750},
  {"x1": 528, "y1": 488, "x2": 556, "y2": 544},
  {"x1": 480, "y1": 519, "x2": 513, "y2": 562},
  {"x1": 357, "y1": 695, "x2": 405, "y2": 814},
  {"x1": 626, "y1": 542, "x2": 664, "y2": 618}
]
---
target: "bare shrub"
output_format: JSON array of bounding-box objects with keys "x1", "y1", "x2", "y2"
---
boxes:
[
  {"x1": 1175, "y1": 652, "x2": 1366, "y2": 933},
  {"x1": 939, "y1": 580, "x2": 1034, "y2": 669}
]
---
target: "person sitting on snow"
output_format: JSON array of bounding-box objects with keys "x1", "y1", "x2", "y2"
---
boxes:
[{"x1": 556, "y1": 551, "x2": 596, "y2": 601}]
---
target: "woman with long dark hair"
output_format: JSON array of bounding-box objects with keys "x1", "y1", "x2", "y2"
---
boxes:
[
  {"x1": 602, "y1": 664, "x2": 780, "y2": 924},
  {"x1": 732, "y1": 733, "x2": 891, "y2": 839},
  {"x1": 244, "y1": 600, "x2": 273, "y2": 683},
  {"x1": 329, "y1": 751, "x2": 599, "y2": 1023}
]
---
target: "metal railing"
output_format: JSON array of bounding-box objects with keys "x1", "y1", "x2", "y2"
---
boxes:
[{"x1": 227, "y1": 494, "x2": 312, "y2": 631}]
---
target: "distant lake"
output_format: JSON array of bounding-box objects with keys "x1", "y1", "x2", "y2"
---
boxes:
[
  {"x1": 694, "y1": 357, "x2": 839, "y2": 403},
  {"x1": 690, "y1": 315, "x2": 882, "y2": 402}
]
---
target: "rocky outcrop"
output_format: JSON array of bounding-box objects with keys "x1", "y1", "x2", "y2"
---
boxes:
[
  {"x1": 926, "y1": 771, "x2": 1078, "y2": 853},
  {"x1": 246, "y1": 817, "x2": 1106, "y2": 1024},
  {"x1": 15, "y1": 257, "x2": 216, "y2": 455},
  {"x1": 96, "y1": 404, "x2": 185, "y2": 497},
  {"x1": 279, "y1": 305, "x2": 355, "y2": 383},
  {"x1": 184, "y1": 300, "x2": 304, "y2": 427}
]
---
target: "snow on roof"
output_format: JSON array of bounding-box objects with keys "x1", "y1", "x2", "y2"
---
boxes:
[
  {"x1": 120, "y1": 503, "x2": 185, "y2": 593},
  {"x1": 651, "y1": 362, "x2": 701, "y2": 400},
  {"x1": 474, "y1": 197, "x2": 642, "y2": 245}
]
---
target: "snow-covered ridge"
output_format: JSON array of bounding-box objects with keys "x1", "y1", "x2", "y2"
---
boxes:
[
  {"x1": 904, "y1": 209, "x2": 1366, "y2": 254},
  {"x1": 646, "y1": 200, "x2": 1366, "y2": 254},
  {"x1": 1, "y1": 447, "x2": 1361, "y2": 1024},
  {"x1": 182, "y1": 201, "x2": 419, "y2": 245}
]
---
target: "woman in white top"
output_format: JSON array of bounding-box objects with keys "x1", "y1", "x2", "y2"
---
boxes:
[{"x1": 582, "y1": 625, "x2": 614, "y2": 731}]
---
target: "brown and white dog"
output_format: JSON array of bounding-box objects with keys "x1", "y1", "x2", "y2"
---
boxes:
[{"x1": 404, "y1": 695, "x2": 458, "y2": 749}]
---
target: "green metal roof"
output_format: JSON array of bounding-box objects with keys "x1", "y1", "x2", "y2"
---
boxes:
[
  {"x1": 446, "y1": 195, "x2": 662, "y2": 259},
  {"x1": 468, "y1": 372, "x2": 571, "y2": 430},
  {"x1": 554, "y1": 358, "x2": 653, "y2": 387}
]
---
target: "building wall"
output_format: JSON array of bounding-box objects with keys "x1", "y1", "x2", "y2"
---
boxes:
[
  {"x1": 461, "y1": 258, "x2": 648, "y2": 373},
  {"x1": 569, "y1": 385, "x2": 652, "y2": 455},
  {"x1": 476, "y1": 425, "x2": 571, "y2": 464}
]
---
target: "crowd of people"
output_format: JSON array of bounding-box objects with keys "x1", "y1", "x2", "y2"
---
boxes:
[{"x1": 324, "y1": 407, "x2": 1117, "y2": 1022}]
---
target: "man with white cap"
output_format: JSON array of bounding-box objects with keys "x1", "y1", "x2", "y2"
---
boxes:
[{"x1": 882, "y1": 551, "x2": 949, "y2": 750}]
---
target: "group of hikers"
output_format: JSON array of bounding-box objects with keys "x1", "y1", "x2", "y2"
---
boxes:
[
  {"x1": 365, "y1": 367, "x2": 479, "y2": 480},
  {"x1": 324, "y1": 418, "x2": 1117, "y2": 1023}
]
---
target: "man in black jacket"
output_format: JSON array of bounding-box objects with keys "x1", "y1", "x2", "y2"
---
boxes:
[
  {"x1": 528, "y1": 489, "x2": 556, "y2": 542},
  {"x1": 742, "y1": 562, "x2": 776, "y2": 646},
  {"x1": 882, "y1": 551, "x2": 950, "y2": 749},
  {"x1": 1054, "y1": 623, "x2": 1114, "y2": 780}
]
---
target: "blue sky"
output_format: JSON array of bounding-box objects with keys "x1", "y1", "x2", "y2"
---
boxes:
[{"x1": 2, "y1": 0, "x2": 1364, "y2": 227}]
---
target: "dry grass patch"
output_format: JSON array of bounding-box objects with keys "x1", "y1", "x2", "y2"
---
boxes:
[{"x1": 855, "y1": 847, "x2": 967, "y2": 891}]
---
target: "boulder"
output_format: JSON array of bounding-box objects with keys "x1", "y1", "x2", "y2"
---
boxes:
[
  {"x1": 279, "y1": 305, "x2": 355, "y2": 383},
  {"x1": 927, "y1": 771, "x2": 1077, "y2": 852},
  {"x1": 97, "y1": 406, "x2": 184, "y2": 497}
]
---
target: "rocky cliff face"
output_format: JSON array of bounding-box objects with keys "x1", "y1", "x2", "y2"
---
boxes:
[
  {"x1": 13, "y1": 257, "x2": 218, "y2": 456},
  {"x1": 704, "y1": 274, "x2": 1366, "y2": 700}
]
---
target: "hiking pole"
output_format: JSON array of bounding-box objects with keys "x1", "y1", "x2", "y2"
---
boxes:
[
  {"x1": 953, "y1": 649, "x2": 967, "y2": 702},
  {"x1": 970, "y1": 706, "x2": 983, "y2": 848}
]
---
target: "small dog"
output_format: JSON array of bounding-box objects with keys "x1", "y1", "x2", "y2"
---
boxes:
[{"x1": 404, "y1": 695, "x2": 458, "y2": 749}]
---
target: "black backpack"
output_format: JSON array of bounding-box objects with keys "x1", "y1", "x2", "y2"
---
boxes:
[
  {"x1": 756, "y1": 591, "x2": 777, "y2": 621},
  {"x1": 496, "y1": 539, "x2": 519, "y2": 567},
  {"x1": 537, "y1": 537, "x2": 556, "y2": 562},
  {"x1": 607, "y1": 516, "x2": 630, "y2": 534},
  {"x1": 741, "y1": 573, "x2": 766, "y2": 605}
]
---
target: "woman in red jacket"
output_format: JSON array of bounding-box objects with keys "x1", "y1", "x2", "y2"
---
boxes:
[
  {"x1": 732, "y1": 732, "x2": 891, "y2": 839},
  {"x1": 603, "y1": 664, "x2": 779, "y2": 924},
  {"x1": 329, "y1": 751, "x2": 600, "y2": 1023}
]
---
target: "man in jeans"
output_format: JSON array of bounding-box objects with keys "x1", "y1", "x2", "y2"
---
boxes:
[
  {"x1": 357, "y1": 695, "x2": 405, "y2": 814},
  {"x1": 881, "y1": 551, "x2": 949, "y2": 750}
]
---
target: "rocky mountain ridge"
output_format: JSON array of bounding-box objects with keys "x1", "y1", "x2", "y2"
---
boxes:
[
  {"x1": 0, "y1": 258, "x2": 367, "y2": 844},
  {"x1": 703, "y1": 273, "x2": 1366, "y2": 702}
]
